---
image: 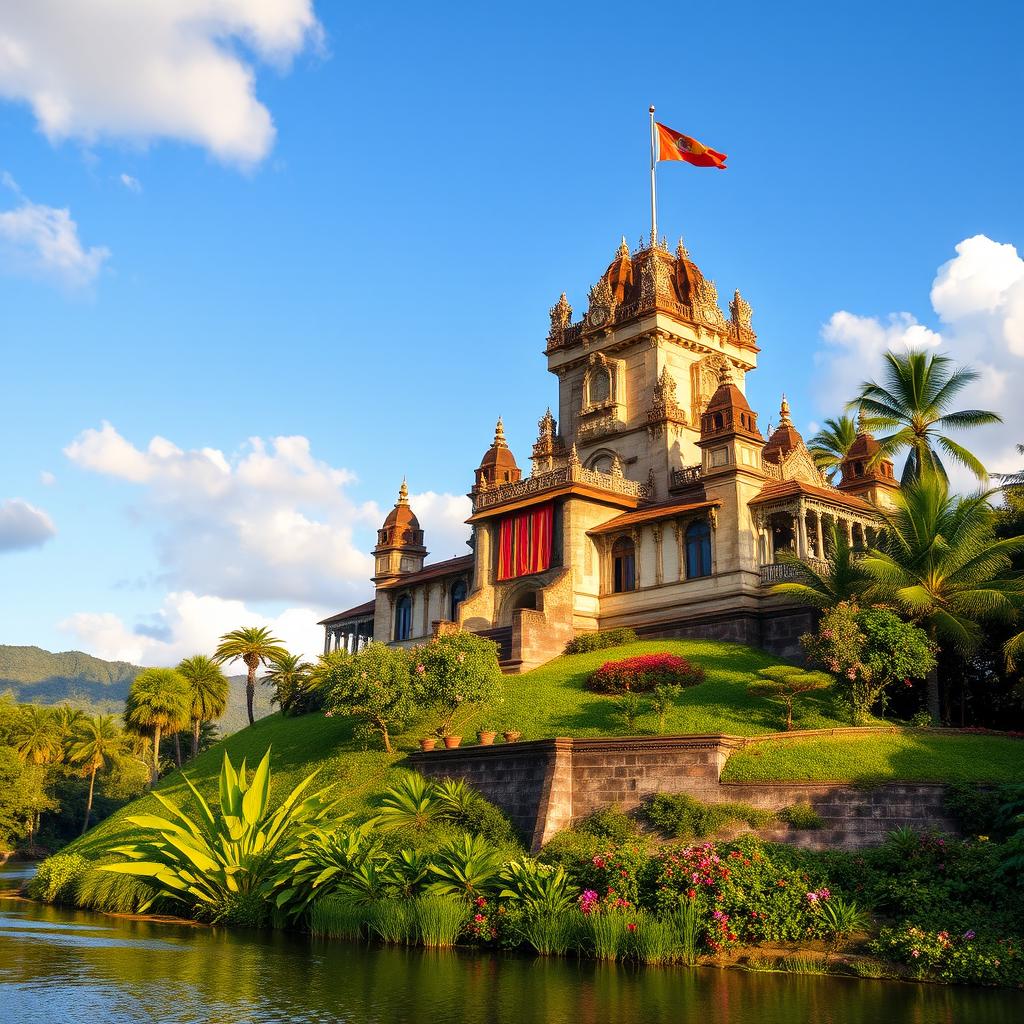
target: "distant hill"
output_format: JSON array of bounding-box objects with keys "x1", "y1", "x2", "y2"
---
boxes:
[{"x1": 0, "y1": 644, "x2": 272, "y2": 735}]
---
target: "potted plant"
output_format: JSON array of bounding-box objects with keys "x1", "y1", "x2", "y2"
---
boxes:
[
  {"x1": 502, "y1": 727, "x2": 522, "y2": 743},
  {"x1": 477, "y1": 724, "x2": 497, "y2": 745},
  {"x1": 419, "y1": 736, "x2": 437, "y2": 752},
  {"x1": 442, "y1": 734, "x2": 462, "y2": 749}
]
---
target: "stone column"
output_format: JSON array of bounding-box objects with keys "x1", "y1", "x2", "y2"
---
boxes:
[
  {"x1": 652, "y1": 523, "x2": 664, "y2": 586},
  {"x1": 796, "y1": 506, "x2": 809, "y2": 559},
  {"x1": 815, "y1": 510, "x2": 825, "y2": 560},
  {"x1": 844, "y1": 519, "x2": 854, "y2": 546},
  {"x1": 674, "y1": 520, "x2": 685, "y2": 581},
  {"x1": 632, "y1": 528, "x2": 642, "y2": 588}
]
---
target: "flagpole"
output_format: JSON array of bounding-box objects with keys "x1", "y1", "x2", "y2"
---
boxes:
[{"x1": 649, "y1": 105, "x2": 657, "y2": 246}]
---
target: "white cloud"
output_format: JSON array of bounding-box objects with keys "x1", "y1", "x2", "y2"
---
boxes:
[
  {"x1": 0, "y1": 498, "x2": 56, "y2": 552},
  {"x1": 0, "y1": 1, "x2": 323, "y2": 167},
  {"x1": 59, "y1": 590, "x2": 326, "y2": 666},
  {"x1": 39, "y1": 471, "x2": 56, "y2": 486},
  {"x1": 0, "y1": 174, "x2": 109, "y2": 288},
  {"x1": 814, "y1": 234, "x2": 1024, "y2": 483},
  {"x1": 119, "y1": 173, "x2": 141, "y2": 193},
  {"x1": 63, "y1": 423, "x2": 471, "y2": 608}
]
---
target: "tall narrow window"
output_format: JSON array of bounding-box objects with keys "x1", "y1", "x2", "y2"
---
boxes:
[
  {"x1": 612, "y1": 536, "x2": 636, "y2": 593},
  {"x1": 685, "y1": 520, "x2": 712, "y2": 579},
  {"x1": 450, "y1": 579, "x2": 468, "y2": 621},
  {"x1": 394, "y1": 595, "x2": 412, "y2": 641}
]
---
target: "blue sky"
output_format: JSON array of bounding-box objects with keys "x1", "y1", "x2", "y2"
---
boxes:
[{"x1": 2, "y1": 1, "x2": 1023, "y2": 663}]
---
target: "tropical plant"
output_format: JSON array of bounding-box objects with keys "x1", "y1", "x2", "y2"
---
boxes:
[
  {"x1": 427, "y1": 832, "x2": 504, "y2": 899},
  {"x1": 417, "y1": 631, "x2": 503, "y2": 736},
  {"x1": 124, "y1": 668, "x2": 190, "y2": 782},
  {"x1": 613, "y1": 690, "x2": 647, "y2": 732},
  {"x1": 382, "y1": 848, "x2": 433, "y2": 899},
  {"x1": 499, "y1": 859, "x2": 577, "y2": 915},
  {"x1": 322, "y1": 643, "x2": 417, "y2": 752},
  {"x1": 996, "y1": 443, "x2": 1024, "y2": 489},
  {"x1": 264, "y1": 652, "x2": 316, "y2": 717},
  {"x1": 850, "y1": 350, "x2": 1000, "y2": 483},
  {"x1": 214, "y1": 626, "x2": 288, "y2": 726},
  {"x1": 412, "y1": 894, "x2": 467, "y2": 947},
  {"x1": 282, "y1": 820, "x2": 381, "y2": 913},
  {"x1": 770, "y1": 523, "x2": 866, "y2": 608},
  {"x1": 27, "y1": 852, "x2": 90, "y2": 903},
  {"x1": 376, "y1": 773, "x2": 439, "y2": 832},
  {"x1": 808, "y1": 415, "x2": 859, "y2": 483},
  {"x1": 747, "y1": 666, "x2": 833, "y2": 731},
  {"x1": 11, "y1": 705, "x2": 62, "y2": 765},
  {"x1": 176, "y1": 655, "x2": 228, "y2": 759},
  {"x1": 101, "y1": 747, "x2": 340, "y2": 924},
  {"x1": 811, "y1": 894, "x2": 871, "y2": 952},
  {"x1": 66, "y1": 713, "x2": 124, "y2": 834},
  {"x1": 861, "y1": 476, "x2": 1024, "y2": 722},
  {"x1": 51, "y1": 705, "x2": 85, "y2": 746}
]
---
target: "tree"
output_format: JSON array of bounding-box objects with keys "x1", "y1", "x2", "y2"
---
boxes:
[
  {"x1": 995, "y1": 443, "x2": 1024, "y2": 489},
  {"x1": 67, "y1": 714, "x2": 124, "y2": 834},
  {"x1": 771, "y1": 523, "x2": 866, "y2": 608},
  {"x1": 0, "y1": 747, "x2": 53, "y2": 848},
  {"x1": 747, "y1": 666, "x2": 833, "y2": 731},
  {"x1": 11, "y1": 705, "x2": 62, "y2": 765},
  {"x1": 808, "y1": 415, "x2": 859, "y2": 484},
  {"x1": 176, "y1": 655, "x2": 229, "y2": 758},
  {"x1": 850, "y1": 350, "x2": 1000, "y2": 484},
  {"x1": 125, "y1": 668, "x2": 190, "y2": 783},
  {"x1": 860, "y1": 476, "x2": 1024, "y2": 722},
  {"x1": 214, "y1": 626, "x2": 288, "y2": 726},
  {"x1": 417, "y1": 631, "x2": 503, "y2": 737},
  {"x1": 264, "y1": 652, "x2": 317, "y2": 716},
  {"x1": 322, "y1": 643, "x2": 417, "y2": 753}
]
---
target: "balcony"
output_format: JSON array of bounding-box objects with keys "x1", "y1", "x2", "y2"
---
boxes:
[
  {"x1": 473, "y1": 463, "x2": 654, "y2": 512},
  {"x1": 759, "y1": 559, "x2": 830, "y2": 585}
]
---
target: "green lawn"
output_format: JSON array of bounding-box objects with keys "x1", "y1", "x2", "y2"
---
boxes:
[{"x1": 722, "y1": 731, "x2": 1024, "y2": 784}]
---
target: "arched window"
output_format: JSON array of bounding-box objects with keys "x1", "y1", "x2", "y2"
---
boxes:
[
  {"x1": 588, "y1": 364, "x2": 611, "y2": 405},
  {"x1": 612, "y1": 536, "x2": 636, "y2": 593},
  {"x1": 394, "y1": 595, "x2": 412, "y2": 641},
  {"x1": 685, "y1": 520, "x2": 712, "y2": 579},
  {"x1": 450, "y1": 579, "x2": 468, "y2": 621}
]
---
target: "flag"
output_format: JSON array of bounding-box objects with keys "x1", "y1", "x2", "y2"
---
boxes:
[{"x1": 655, "y1": 122, "x2": 727, "y2": 169}]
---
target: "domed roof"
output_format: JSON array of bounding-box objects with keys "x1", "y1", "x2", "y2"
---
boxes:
[
  {"x1": 382, "y1": 479, "x2": 421, "y2": 533},
  {"x1": 604, "y1": 237, "x2": 634, "y2": 302},
  {"x1": 699, "y1": 365, "x2": 761, "y2": 441},
  {"x1": 762, "y1": 396, "x2": 804, "y2": 463},
  {"x1": 478, "y1": 417, "x2": 520, "y2": 474}
]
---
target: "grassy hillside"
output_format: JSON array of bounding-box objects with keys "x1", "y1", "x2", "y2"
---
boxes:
[
  {"x1": 66, "y1": 637, "x2": 1024, "y2": 859},
  {"x1": 0, "y1": 644, "x2": 271, "y2": 733}
]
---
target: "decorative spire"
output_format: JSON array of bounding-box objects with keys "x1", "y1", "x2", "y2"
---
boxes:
[
  {"x1": 549, "y1": 292, "x2": 572, "y2": 331},
  {"x1": 718, "y1": 362, "x2": 734, "y2": 386},
  {"x1": 676, "y1": 237, "x2": 690, "y2": 260},
  {"x1": 493, "y1": 416, "x2": 507, "y2": 448},
  {"x1": 568, "y1": 442, "x2": 580, "y2": 467},
  {"x1": 779, "y1": 395, "x2": 792, "y2": 426},
  {"x1": 397, "y1": 478, "x2": 410, "y2": 506},
  {"x1": 856, "y1": 407, "x2": 869, "y2": 433},
  {"x1": 618, "y1": 235, "x2": 630, "y2": 258}
]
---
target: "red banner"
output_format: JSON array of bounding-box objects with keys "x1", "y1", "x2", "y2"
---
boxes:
[{"x1": 497, "y1": 502, "x2": 553, "y2": 580}]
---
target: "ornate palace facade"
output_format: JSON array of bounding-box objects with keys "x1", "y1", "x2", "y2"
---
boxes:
[{"x1": 321, "y1": 234, "x2": 899, "y2": 669}]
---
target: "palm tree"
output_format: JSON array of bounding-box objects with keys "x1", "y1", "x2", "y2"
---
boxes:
[
  {"x1": 214, "y1": 626, "x2": 288, "y2": 725},
  {"x1": 862, "y1": 474, "x2": 1024, "y2": 723},
  {"x1": 850, "y1": 350, "x2": 1001, "y2": 484},
  {"x1": 771, "y1": 524, "x2": 866, "y2": 608},
  {"x1": 67, "y1": 714, "x2": 123, "y2": 834},
  {"x1": 263, "y1": 652, "x2": 314, "y2": 715},
  {"x1": 51, "y1": 705, "x2": 85, "y2": 752},
  {"x1": 125, "y1": 668, "x2": 190, "y2": 783},
  {"x1": 177, "y1": 655, "x2": 229, "y2": 758},
  {"x1": 808, "y1": 415, "x2": 859, "y2": 484},
  {"x1": 996, "y1": 443, "x2": 1024, "y2": 489},
  {"x1": 12, "y1": 706, "x2": 62, "y2": 765}
]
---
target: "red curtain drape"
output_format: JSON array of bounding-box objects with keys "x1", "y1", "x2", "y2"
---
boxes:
[{"x1": 496, "y1": 502, "x2": 553, "y2": 580}]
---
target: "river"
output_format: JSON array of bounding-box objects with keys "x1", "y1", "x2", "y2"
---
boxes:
[{"x1": 1, "y1": 865, "x2": 1021, "y2": 1023}]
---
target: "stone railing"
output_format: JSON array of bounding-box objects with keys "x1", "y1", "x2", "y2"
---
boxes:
[
  {"x1": 473, "y1": 463, "x2": 653, "y2": 511},
  {"x1": 760, "y1": 559, "x2": 830, "y2": 585},
  {"x1": 669, "y1": 465, "x2": 702, "y2": 489}
]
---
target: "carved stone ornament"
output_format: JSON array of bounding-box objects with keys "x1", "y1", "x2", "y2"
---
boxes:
[
  {"x1": 729, "y1": 288, "x2": 757, "y2": 347},
  {"x1": 647, "y1": 366, "x2": 688, "y2": 438},
  {"x1": 639, "y1": 250, "x2": 672, "y2": 309},
  {"x1": 548, "y1": 292, "x2": 572, "y2": 341},
  {"x1": 690, "y1": 352, "x2": 732, "y2": 423},
  {"x1": 691, "y1": 275, "x2": 726, "y2": 330},
  {"x1": 585, "y1": 276, "x2": 616, "y2": 330}
]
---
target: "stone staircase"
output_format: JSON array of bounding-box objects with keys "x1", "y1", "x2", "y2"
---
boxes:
[{"x1": 475, "y1": 626, "x2": 516, "y2": 670}]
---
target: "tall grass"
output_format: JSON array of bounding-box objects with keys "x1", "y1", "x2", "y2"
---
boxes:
[
  {"x1": 309, "y1": 896, "x2": 365, "y2": 940},
  {"x1": 624, "y1": 911, "x2": 687, "y2": 964},
  {"x1": 670, "y1": 898, "x2": 700, "y2": 966},
  {"x1": 521, "y1": 911, "x2": 580, "y2": 955},
  {"x1": 412, "y1": 895, "x2": 467, "y2": 948},
  {"x1": 585, "y1": 911, "x2": 629, "y2": 961},
  {"x1": 365, "y1": 900, "x2": 415, "y2": 944},
  {"x1": 74, "y1": 868, "x2": 160, "y2": 915}
]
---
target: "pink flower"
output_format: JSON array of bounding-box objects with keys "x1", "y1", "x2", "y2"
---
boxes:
[
  {"x1": 475, "y1": 896, "x2": 487, "y2": 907},
  {"x1": 911, "y1": 949, "x2": 920, "y2": 958},
  {"x1": 592, "y1": 856, "x2": 606, "y2": 869},
  {"x1": 626, "y1": 923, "x2": 637, "y2": 933},
  {"x1": 474, "y1": 913, "x2": 485, "y2": 922},
  {"x1": 415, "y1": 664, "x2": 425, "y2": 674},
  {"x1": 963, "y1": 930, "x2": 976, "y2": 940}
]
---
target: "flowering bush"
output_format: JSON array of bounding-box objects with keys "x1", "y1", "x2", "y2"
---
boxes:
[
  {"x1": 586, "y1": 654, "x2": 705, "y2": 695},
  {"x1": 872, "y1": 924, "x2": 1024, "y2": 986},
  {"x1": 417, "y1": 631, "x2": 503, "y2": 735}
]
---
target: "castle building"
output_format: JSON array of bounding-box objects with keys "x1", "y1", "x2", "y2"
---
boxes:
[{"x1": 320, "y1": 234, "x2": 899, "y2": 668}]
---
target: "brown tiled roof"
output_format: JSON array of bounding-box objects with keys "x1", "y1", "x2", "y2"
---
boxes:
[
  {"x1": 588, "y1": 498, "x2": 720, "y2": 536},
  {"x1": 377, "y1": 554, "x2": 474, "y2": 590},
  {"x1": 318, "y1": 599, "x2": 376, "y2": 626},
  {"x1": 749, "y1": 479, "x2": 874, "y2": 512}
]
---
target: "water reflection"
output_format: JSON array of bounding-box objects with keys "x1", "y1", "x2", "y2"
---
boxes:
[{"x1": 0, "y1": 867, "x2": 1019, "y2": 1024}]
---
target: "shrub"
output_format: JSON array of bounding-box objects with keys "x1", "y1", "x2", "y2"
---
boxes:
[
  {"x1": 779, "y1": 803, "x2": 824, "y2": 830},
  {"x1": 576, "y1": 806, "x2": 641, "y2": 844},
  {"x1": 613, "y1": 691, "x2": 648, "y2": 731},
  {"x1": 417, "y1": 631, "x2": 503, "y2": 736},
  {"x1": 309, "y1": 895, "x2": 365, "y2": 939},
  {"x1": 376, "y1": 773, "x2": 439, "y2": 832},
  {"x1": 871, "y1": 924, "x2": 1024, "y2": 986},
  {"x1": 28, "y1": 852, "x2": 90, "y2": 904},
  {"x1": 586, "y1": 654, "x2": 705, "y2": 695},
  {"x1": 644, "y1": 793, "x2": 773, "y2": 840},
  {"x1": 427, "y1": 833, "x2": 504, "y2": 899},
  {"x1": 498, "y1": 860, "x2": 578, "y2": 915},
  {"x1": 944, "y1": 783, "x2": 1021, "y2": 841},
  {"x1": 520, "y1": 910, "x2": 580, "y2": 955},
  {"x1": 563, "y1": 628, "x2": 639, "y2": 655},
  {"x1": 746, "y1": 666, "x2": 833, "y2": 731}
]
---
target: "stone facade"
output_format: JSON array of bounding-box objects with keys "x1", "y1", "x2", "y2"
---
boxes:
[
  {"x1": 409, "y1": 731, "x2": 959, "y2": 852},
  {"x1": 322, "y1": 233, "x2": 901, "y2": 668}
]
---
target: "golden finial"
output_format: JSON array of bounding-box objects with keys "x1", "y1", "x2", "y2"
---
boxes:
[
  {"x1": 857, "y1": 407, "x2": 869, "y2": 433},
  {"x1": 618, "y1": 235, "x2": 629, "y2": 258},
  {"x1": 676, "y1": 237, "x2": 690, "y2": 260},
  {"x1": 397, "y1": 478, "x2": 409, "y2": 505},
  {"x1": 779, "y1": 395, "x2": 792, "y2": 426},
  {"x1": 494, "y1": 416, "x2": 507, "y2": 447}
]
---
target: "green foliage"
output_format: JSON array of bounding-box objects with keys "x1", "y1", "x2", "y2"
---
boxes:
[
  {"x1": 0, "y1": 747, "x2": 52, "y2": 847},
  {"x1": 779, "y1": 803, "x2": 824, "y2": 830},
  {"x1": 176, "y1": 655, "x2": 229, "y2": 754},
  {"x1": 126, "y1": 667, "x2": 191, "y2": 779},
  {"x1": 284, "y1": 820, "x2": 381, "y2": 913},
  {"x1": 102, "y1": 747, "x2": 340, "y2": 922},
  {"x1": 27, "y1": 852, "x2": 90, "y2": 902},
  {"x1": 771, "y1": 523, "x2": 867, "y2": 609},
  {"x1": 563, "y1": 629, "x2": 639, "y2": 655},
  {"x1": 944, "y1": 784, "x2": 1020, "y2": 840},
  {"x1": 872, "y1": 924, "x2": 1024, "y2": 986},
  {"x1": 309, "y1": 895, "x2": 365, "y2": 939},
  {"x1": 364, "y1": 899, "x2": 415, "y2": 943},
  {"x1": 584, "y1": 908, "x2": 630, "y2": 960},
  {"x1": 412, "y1": 894, "x2": 468, "y2": 947},
  {"x1": 670, "y1": 896, "x2": 700, "y2": 966},
  {"x1": 613, "y1": 690, "x2": 647, "y2": 731},
  {"x1": 427, "y1": 832, "x2": 504, "y2": 899},
  {"x1": 644, "y1": 792, "x2": 773, "y2": 840},
  {"x1": 73, "y1": 863, "x2": 161, "y2": 913},
  {"x1": 650, "y1": 683, "x2": 680, "y2": 734},
  {"x1": 376, "y1": 772, "x2": 438, "y2": 831},
  {"x1": 498, "y1": 860, "x2": 577, "y2": 915},
  {"x1": 519, "y1": 910, "x2": 579, "y2": 955},
  {"x1": 575, "y1": 805, "x2": 640, "y2": 844},
  {"x1": 813, "y1": 894, "x2": 870, "y2": 949},
  {"x1": 323, "y1": 643, "x2": 417, "y2": 753},
  {"x1": 808, "y1": 415, "x2": 859, "y2": 484},
  {"x1": 747, "y1": 666, "x2": 833, "y2": 730},
  {"x1": 416, "y1": 631, "x2": 503, "y2": 736},
  {"x1": 263, "y1": 652, "x2": 318, "y2": 717}
]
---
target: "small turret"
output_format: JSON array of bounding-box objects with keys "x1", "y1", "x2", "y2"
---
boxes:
[
  {"x1": 472, "y1": 418, "x2": 522, "y2": 497},
  {"x1": 373, "y1": 479, "x2": 427, "y2": 582}
]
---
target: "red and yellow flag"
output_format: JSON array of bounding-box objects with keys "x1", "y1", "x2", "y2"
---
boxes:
[{"x1": 655, "y1": 122, "x2": 727, "y2": 169}]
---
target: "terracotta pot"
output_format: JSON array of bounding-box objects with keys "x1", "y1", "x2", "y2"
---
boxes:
[
  {"x1": 477, "y1": 730, "x2": 497, "y2": 746},
  {"x1": 442, "y1": 735, "x2": 462, "y2": 749},
  {"x1": 503, "y1": 730, "x2": 522, "y2": 743},
  {"x1": 419, "y1": 737, "x2": 437, "y2": 752}
]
